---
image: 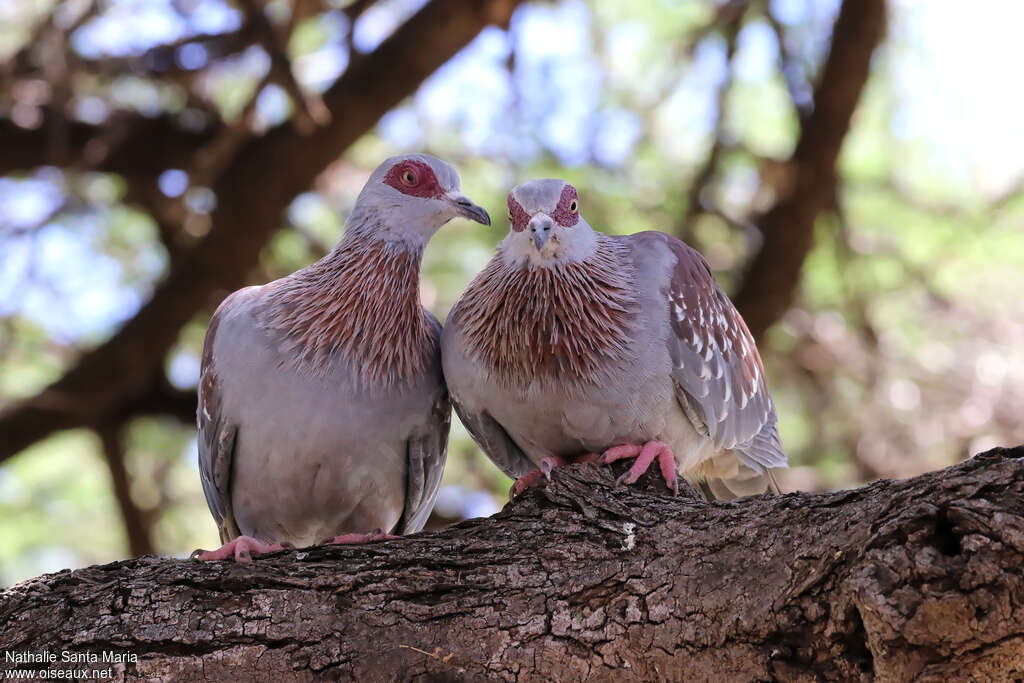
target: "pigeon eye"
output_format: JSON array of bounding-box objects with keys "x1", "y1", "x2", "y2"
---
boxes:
[
  {"x1": 507, "y1": 208, "x2": 514, "y2": 222},
  {"x1": 401, "y1": 169, "x2": 418, "y2": 186},
  {"x1": 569, "y1": 200, "x2": 578, "y2": 213}
]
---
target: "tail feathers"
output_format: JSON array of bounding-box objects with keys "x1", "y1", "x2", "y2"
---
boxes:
[
  {"x1": 686, "y1": 422, "x2": 788, "y2": 501},
  {"x1": 739, "y1": 421, "x2": 788, "y2": 470},
  {"x1": 695, "y1": 422, "x2": 787, "y2": 500},
  {"x1": 696, "y1": 456, "x2": 784, "y2": 501},
  {"x1": 699, "y1": 469, "x2": 781, "y2": 500}
]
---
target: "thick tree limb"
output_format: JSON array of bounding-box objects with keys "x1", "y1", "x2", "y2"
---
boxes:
[
  {"x1": 0, "y1": 113, "x2": 218, "y2": 178},
  {"x1": 119, "y1": 377, "x2": 197, "y2": 426},
  {"x1": 676, "y1": 6, "x2": 743, "y2": 240},
  {"x1": 2, "y1": 447, "x2": 1022, "y2": 681},
  {"x1": 0, "y1": 0, "x2": 523, "y2": 463},
  {"x1": 97, "y1": 423, "x2": 155, "y2": 558},
  {"x1": 237, "y1": 0, "x2": 330, "y2": 132},
  {"x1": 734, "y1": 0, "x2": 887, "y2": 340}
]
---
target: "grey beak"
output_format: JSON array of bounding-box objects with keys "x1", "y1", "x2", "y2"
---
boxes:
[
  {"x1": 529, "y1": 214, "x2": 553, "y2": 250},
  {"x1": 448, "y1": 192, "x2": 491, "y2": 226}
]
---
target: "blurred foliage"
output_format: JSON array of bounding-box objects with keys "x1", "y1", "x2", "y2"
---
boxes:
[{"x1": 2, "y1": 0, "x2": 1024, "y2": 586}]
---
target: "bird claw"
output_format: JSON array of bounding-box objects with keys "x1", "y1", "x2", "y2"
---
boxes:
[
  {"x1": 192, "y1": 536, "x2": 285, "y2": 562},
  {"x1": 509, "y1": 470, "x2": 544, "y2": 499},
  {"x1": 601, "y1": 444, "x2": 642, "y2": 465},
  {"x1": 540, "y1": 459, "x2": 555, "y2": 480},
  {"x1": 511, "y1": 456, "x2": 574, "y2": 498},
  {"x1": 510, "y1": 453, "x2": 606, "y2": 499},
  {"x1": 323, "y1": 529, "x2": 398, "y2": 545},
  {"x1": 540, "y1": 455, "x2": 571, "y2": 480},
  {"x1": 602, "y1": 441, "x2": 679, "y2": 494}
]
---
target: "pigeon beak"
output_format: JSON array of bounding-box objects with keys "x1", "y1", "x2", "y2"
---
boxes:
[
  {"x1": 447, "y1": 192, "x2": 491, "y2": 226},
  {"x1": 529, "y1": 214, "x2": 553, "y2": 251}
]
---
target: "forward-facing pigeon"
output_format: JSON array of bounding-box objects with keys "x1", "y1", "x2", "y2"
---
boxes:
[
  {"x1": 194, "y1": 154, "x2": 490, "y2": 561},
  {"x1": 442, "y1": 178, "x2": 785, "y2": 500}
]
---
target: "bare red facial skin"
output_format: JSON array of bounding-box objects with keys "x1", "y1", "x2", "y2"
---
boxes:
[
  {"x1": 383, "y1": 160, "x2": 445, "y2": 199},
  {"x1": 507, "y1": 194, "x2": 529, "y2": 232},
  {"x1": 550, "y1": 184, "x2": 579, "y2": 227}
]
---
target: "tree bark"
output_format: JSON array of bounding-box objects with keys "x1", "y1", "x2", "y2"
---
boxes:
[{"x1": 2, "y1": 447, "x2": 1022, "y2": 682}]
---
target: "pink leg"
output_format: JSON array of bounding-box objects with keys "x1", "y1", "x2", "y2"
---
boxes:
[
  {"x1": 323, "y1": 528, "x2": 398, "y2": 545},
  {"x1": 601, "y1": 441, "x2": 679, "y2": 495},
  {"x1": 509, "y1": 469, "x2": 545, "y2": 499},
  {"x1": 509, "y1": 455, "x2": 576, "y2": 498},
  {"x1": 191, "y1": 535, "x2": 286, "y2": 563},
  {"x1": 601, "y1": 444, "x2": 643, "y2": 464},
  {"x1": 509, "y1": 452, "x2": 608, "y2": 498},
  {"x1": 574, "y1": 452, "x2": 605, "y2": 465}
]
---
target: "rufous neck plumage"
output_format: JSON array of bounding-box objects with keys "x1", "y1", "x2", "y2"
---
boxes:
[
  {"x1": 455, "y1": 234, "x2": 637, "y2": 388},
  {"x1": 260, "y1": 233, "x2": 431, "y2": 386}
]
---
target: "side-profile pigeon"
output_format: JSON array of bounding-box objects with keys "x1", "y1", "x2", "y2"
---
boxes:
[
  {"x1": 194, "y1": 154, "x2": 490, "y2": 561},
  {"x1": 441, "y1": 178, "x2": 786, "y2": 500}
]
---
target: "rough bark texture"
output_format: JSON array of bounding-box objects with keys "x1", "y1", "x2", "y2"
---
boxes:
[{"x1": 2, "y1": 447, "x2": 1022, "y2": 682}]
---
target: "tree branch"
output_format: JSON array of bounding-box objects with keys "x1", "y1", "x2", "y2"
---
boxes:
[
  {"x1": 71, "y1": 24, "x2": 259, "y2": 79},
  {"x1": 97, "y1": 422, "x2": 155, "y2": 558},
  {"x1": 1, "y1": 447, "x2": 1021, "y2": 680},
  {"x1": 676, "y1": 9, "x2": 744, "y2": 240},
  {"x1": 0, "y1": 0, "x2": 525, "y2": 464},
  {"x1": 0, "y1": 111, "x2": 220, "y2": 178},
  {"x1": 238, "y1": 0, "x2": 330, "y2": 132},
  {"x1": 762, "y1": 1, "x2": 813, "y2": 121},
  {"x1": 732, "y1": 0, "x2": 887, "y2": 340},
  {"x1": 121, "y1": 377, "x2": 198, "y2": 426}
]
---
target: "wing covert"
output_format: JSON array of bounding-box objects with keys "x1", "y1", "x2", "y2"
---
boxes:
[
  {"x1": 661, "y1": 237, "x2": 776, "y2": 452},
  {"x1": 196, "y1": 294, "x2": 244, "y2": 542}
]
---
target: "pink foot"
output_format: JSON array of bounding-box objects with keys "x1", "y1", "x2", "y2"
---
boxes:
[
  {"x1": 509, "y1": 469, "x2": 544, "y2": 499},
  {"x1": 574, "y1": 452, "x2": 606, "y2": 465},
  {"x1": 323, "y1": 528, "x2": 398, "y2": 545},
  {"x1": 601, "y1": 441, "x2": 679, "y2": 495},
  {"x1": 509, "y1": 453, "x2": 605, "y2": 498},
  {"x1": 191, "y1": 535, "x2": 286, "y2": 563},
  {"x1": 510, "y1": 455, "x2": 568, "y2": 498}
]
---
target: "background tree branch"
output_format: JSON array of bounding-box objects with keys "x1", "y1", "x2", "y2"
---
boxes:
[
  {"x1": 0, "y1": 0, "x2": 524, "y2": 464},
  {"x1": 2, "y1": 447, "x2": 1021, "y2": 681},
  {"x1": 98, "y1": 422, "x2": 155, "y2": 558},
  {"x1": 734, "y1": 0, "x2": 887, "y2": 340},
  {"x1": 0, "y1": 0, "x2": 883, "y2": 463}
]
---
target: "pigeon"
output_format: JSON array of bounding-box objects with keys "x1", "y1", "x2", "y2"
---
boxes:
[
  {"x1": 194, "y1": 154, "x2": 490, "y2": 561},
  {"x1": 441, "y1": 178, "x2": 785, "y2": 500}
]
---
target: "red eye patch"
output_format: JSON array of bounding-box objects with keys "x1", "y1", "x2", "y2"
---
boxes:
[
  {"x1": 383, "y1": 160, "x2": 445, "y2": 199},
  {"x1": 550, "y1": 184, "x2": 579, "y2": 227},
  {"x1": 507, "y1": 194, "x2": 529, "y2": 232}
]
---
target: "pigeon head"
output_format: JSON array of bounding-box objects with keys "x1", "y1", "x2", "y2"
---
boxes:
[
  {"x1": 348, "y1": 153, "x2": 490, "y2": 245},
  {"x1": 503, "y1": 179, "x2": 598, "y2": 266}
]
